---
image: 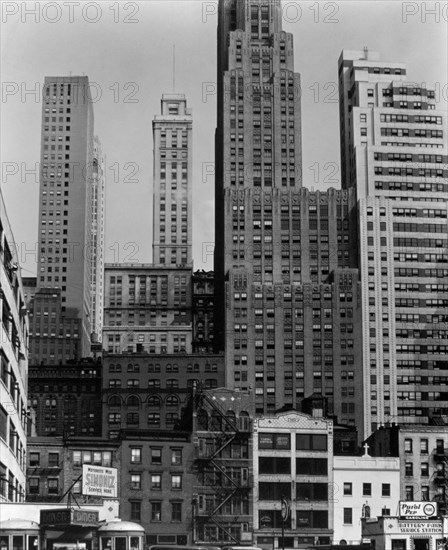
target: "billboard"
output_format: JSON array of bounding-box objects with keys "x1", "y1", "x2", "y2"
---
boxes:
[
  {"x1": 399, "y1": 501, "x2": 437, "y2": 519},
  {"x1": 82, "y1": 464, "x2": 118, "y2": 498}
]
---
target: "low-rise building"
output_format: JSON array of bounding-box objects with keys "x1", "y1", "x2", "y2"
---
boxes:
[
  {"x1": 361, "y1": 514, "x2": 448, "y2": 550},
  {"x1": 253, "y1": 411, "x2": 334, "y2": 549},
  {"x1": 333, "y1": 448, "x2": 400, "y2": 544},
  {"x1": 366, "y1": 423, "x2": 448, "y2": 514},
  {"x1": 119, "y1": 428, "x2": 195, "y2": 545}
]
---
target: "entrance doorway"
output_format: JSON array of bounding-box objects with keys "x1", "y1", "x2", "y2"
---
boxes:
[{"x1": 414, "y1": 539, "x2": 430, "y2": 550}]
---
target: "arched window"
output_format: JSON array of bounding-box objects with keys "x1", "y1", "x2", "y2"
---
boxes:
[
  {"x1": 126, "y1": 395, "x2": 140, "y2": 408},
  {"x1": 108, "y1": 395, "x2": 121, "y2": 407},
  {"x1": 166, "y1": 395, "x2": 179, "y2": 407}
]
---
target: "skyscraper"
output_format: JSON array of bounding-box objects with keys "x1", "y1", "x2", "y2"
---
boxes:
[
  {"x1": 338, "y1": 49, "x2": 448, "y2": 435},
  {"x1": 214, "y1": 1, "x2": 363, "y2": 426},
  {"x1": 152, "y1": 94, "x2": 193, "y2": 266},
  {"x1": 29, "y1": 76, "x2": 104, "y2": 364}
]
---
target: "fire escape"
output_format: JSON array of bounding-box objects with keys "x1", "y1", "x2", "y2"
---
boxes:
[
  {"x1": 193, "y1": 386, "x2": 252, "y2": 544},
  {"x1": 432, "y1": 443, "x2": 448, "y2": 515}
]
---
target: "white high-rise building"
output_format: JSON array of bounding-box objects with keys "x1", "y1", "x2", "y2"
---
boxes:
[{"x1": 338, "y1": 49, "x2": 448, "y2": 435}]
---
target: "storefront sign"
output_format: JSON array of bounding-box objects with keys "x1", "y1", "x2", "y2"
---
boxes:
[
  {"x1": 399, "y1": 502, "x2": 437, "y2": 518},
  {"x1": 82, "y1": 464, "x2": 118, "y2": 498},
  {"x1": 40, "y1": 509, "x2": 71, "y2": 526},
  {"x1": 40, "y1": 508, "x2": 99, "y2": 527},
  {"x1": 398, "y1": 522, "x2": 442, "y2": 534}
]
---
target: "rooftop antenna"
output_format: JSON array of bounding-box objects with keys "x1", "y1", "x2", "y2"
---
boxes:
[{"x1": 172, "y1": 44, "x2": 176, "y2": 93}]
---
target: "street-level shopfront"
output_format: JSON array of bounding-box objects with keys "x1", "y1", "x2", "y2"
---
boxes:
[
  {"x1": 361, "y1": 516, "x2": 448, "y2": 550},
  {"x1": 0, "y1": 504, "x2": 143, "y2": 550}
]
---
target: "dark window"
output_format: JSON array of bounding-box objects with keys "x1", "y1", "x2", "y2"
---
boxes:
[
  {"x1": 296, "y1": 510, "x2": 328, "y2": 528},
  {"x1": 259, "y1": 433, "x2": 291, "y2": 450},
  {"x1": 363, "y1": 483, "x2": 372, "y2": 496},
  {"x1": 296, "y1": 483, "x2": 328, "y2": 501},
  {"x1": 259, "y1": 482, "x2": 291, "y2": 500},
  {"x1": 382, "y1": 483, "x2": 391, "y2": 497},
  {"x1": 296, "y1": 434, "x2": 327, "y2": 451},
  {"x1": 296, "y1": 457, "x2": 328, "y2": 475},
  {"x1": 259, "y1": 457, "x2": 291, "y2": 474},
  {"x1": 343, "y1": 508, "x2": 353, "y2": 524},
  {"x1": 130, "y1": 501, "x2": 141, "y2": 521},
  {"x1": 343, "y1": 482, "x2": 352, "y2": 495},
  {"x1": 171, "y1": 502, "x2": 182, "y2": 522}
]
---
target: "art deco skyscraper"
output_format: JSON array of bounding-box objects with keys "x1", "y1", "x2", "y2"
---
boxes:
[
  {"x1": 29, "y1": 76, "x2": 104, "y2": 363},
  {"x1": 152, "y1": 94, "x2": 193, "y2": 266},
  {"x1": 214, "y1": 1, "x2": 362, "y2": 424},
  {"x1": 338, "y1": 50, "x2": 448, "y2": 435}
]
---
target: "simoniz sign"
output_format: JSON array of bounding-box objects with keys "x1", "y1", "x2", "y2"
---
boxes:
[{"x1": 82, "y1": 464, "x2": 118, "y2": 498}]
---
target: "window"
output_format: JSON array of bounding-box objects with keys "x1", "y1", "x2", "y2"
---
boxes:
[
  {"x1": 171, "y1": 475, "x2": 182, "y2": 490},
  {"x1": 420, "y1": 439, "x2": 428, "y2": 454},
  {"x1": 171, "y1": 449, "x2": 182, "y2": 465},
  {"x1": 405, "y1": 485, "x2": 414, "y2": 500},
  {"x1": 48, "y1": 478, "x2": 59, "y2": 494},
  {"x1": 405, "y1": 462, "x2": 413, "y2": 476},
  {"x1": 296, "y1": 458, "x2": 327, "y2": 476},
  {"x1": 151, "y1": 448, "x2": 162, "y2": 464},
  {"x1": 151, "y1": 474, "x2": 161, "y2": 489},
  {"x1": 151, "y1": 501, "x2": 162, "y2": 521},
  {"x1": 48, "y1": 453, "x2": 59, "y2": 467},
  {"x1": 259, "y1": 433, "x2": 291, "y2": 450},
  {"x1": 130, "y1": 448, "x2": 141, "y2": 463},
  {"x1": 130, "y1": 501, "x2": 141, "y2": 521},
  {"x1": 29, "y1": 477, "x2": 40, "y2": 494},
  {"x1": 343, "y1": 508, "x2": 353, "y2": 525},
  {"x1": 382, "y1": 483, "x2": 391, "y2": 497},
  {"x1": 343, "y1": 482, "x2": 352, "y2": 496},
  {"x1": 421, "y1": 486, "x2": 430, "y2": 501},
  {"x1": 29, "y1": 452, "x2": 40, "y2": 466},
  {"x1": 296, "y1": 434, "x2": 327, "y2": 451},
  {"x1": 130, "y1": 474, "x2": 141, "y2": 490},
  {"x1": 363, "y1": 483, "x2": 372, "y2": 496},
  {"x1": 404, "y1": 439, "x2": 413, "y2": 453},
  {"x1": 421, "y1": 462, "x2": 429, "y2": 477},
  {"x1": 171, "y1": 502, "x2": 182, "y2": 522}
]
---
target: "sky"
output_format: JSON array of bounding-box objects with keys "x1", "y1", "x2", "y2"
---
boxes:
[{"x1": 1, "y1": 0, "x2": 447, "y2": 276}]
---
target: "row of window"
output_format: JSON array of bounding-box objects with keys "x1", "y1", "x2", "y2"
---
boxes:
[{"x1": 129, "y1": 500, "x2": 182, "y2": 523}]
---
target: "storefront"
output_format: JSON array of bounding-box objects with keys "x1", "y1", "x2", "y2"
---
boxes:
[
  {"x1": 0, "y1": 505, "x2": 143, "y2": 550},
  {"x1": 361, "y1": 515, "x2": 448, "y2": 550}
]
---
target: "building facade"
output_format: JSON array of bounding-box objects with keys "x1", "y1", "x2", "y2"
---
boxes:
[
  {"x1": 29, "y1": 76, "x2": 104, "y2": 363},
  {"x1": 120, "y1": 429, "x2": 195, "y2": 544},
  {"x1": 27, "y1": 360, "x2": 102, "y2": 437},
  {"x1": 152, "y1": 93, "x2": 193, "y2": 266},
  {"x1": 193, "y1": 387, "x2": 254, "y2": 545},
  {"x1": 102, "y1": 352, "x2": 224, "y2": 439},
  {"x1": 192, "y1": 270, "x2": 215, "y2": 353},
  {"x1": 213, "y1": 2, "x2": 366, "y2": 431},
  {"x1": 366, "y1": 423, "x2": 448, "y2": 514},
  {"x1": 0, "y1": 190, "x2": 29, "y2": 502},
  {"x1": 253, "y1": 411, "x2": 334, "y2": 548},
  {"x1": 90, "y1": 135, "x2": 106, "y2": 343},
  {"x1": 103, "y1": 264, "x2": 193, "y2": 355},
  {"x1": 26, "y1": 435, "x2": 120, "y2": 504},
  {"x1": 333, "y1": 451, "x2": 400, "y2": 544},
  {"x1": 338, "y1": 49, "x2": 448, "y2": 435}
]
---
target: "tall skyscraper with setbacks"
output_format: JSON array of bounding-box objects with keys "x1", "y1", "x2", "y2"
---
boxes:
[{"x1": 214, "y1": 1, "x2": 363, "y2": 430}]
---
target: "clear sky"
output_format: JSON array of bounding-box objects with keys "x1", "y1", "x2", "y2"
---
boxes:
[{"x1": 1, "y1": 0, "x2": 447, "y2": 275}]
